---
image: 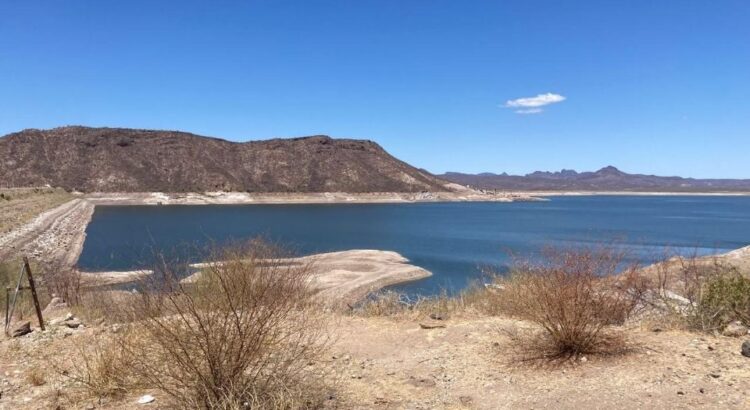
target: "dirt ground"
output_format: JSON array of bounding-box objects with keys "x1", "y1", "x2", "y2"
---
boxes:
[
  {"x1": 1, "y1": 308, "x2": 749, "y2": 409},
  {"x1": 0, "y1": 188, "x2": 73, "y2": 235},
  {"x1": 329, "y1": 315, "x2": 749, "y2": 409}
]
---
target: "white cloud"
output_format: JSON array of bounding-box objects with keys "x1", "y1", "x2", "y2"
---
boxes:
[
  {"x1": 515, "y1": 108, "x2": 543, "y2": 115},
  {"x1": 505, "y1": 93, "x2": 566, "y2": 114}
]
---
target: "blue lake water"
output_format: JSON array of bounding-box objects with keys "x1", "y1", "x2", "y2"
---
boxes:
[{"x1": 78, "y1": 196, "x2": 750, "y2": 295}]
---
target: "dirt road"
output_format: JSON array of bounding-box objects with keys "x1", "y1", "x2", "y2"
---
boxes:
[{"x1": 0, "y1": 199, "x2": 94, "y2": 267}]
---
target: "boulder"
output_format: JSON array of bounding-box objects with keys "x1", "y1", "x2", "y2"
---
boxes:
[
  {"x1": 722, "y1": 321, "x2": 749, "y2": 337},
  {"x1": 742, "y1": 340, "x2": 750, "y2": 358},
  {"x1": 65, "y1": 319, "x2": 82, "y2": 329},
  {"x1": 11, "y1": 321, "x2": 32, "y2": 338},
  {"x1": 42, "y1": 297, "x2": 68, "y2": 314}
]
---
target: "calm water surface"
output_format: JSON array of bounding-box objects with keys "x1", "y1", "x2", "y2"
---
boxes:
[{"x1": 78, "y1": 196, "x2": 750, "y2": 295}]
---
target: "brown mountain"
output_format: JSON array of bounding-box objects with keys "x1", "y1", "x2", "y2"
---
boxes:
[
  {"x1": 440, "y1": 166, "x2": 750, "y2": 192},
  {"x1": 0, "y1": 126, "x2": 451, "y2": 193}
]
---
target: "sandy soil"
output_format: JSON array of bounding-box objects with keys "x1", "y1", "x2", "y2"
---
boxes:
[
  {"x1": 326, "y1": 315, "x2": 750, "y2": 409},
  {"x1": 2, "y1": 309, "x2": 749, "y2": 409}
]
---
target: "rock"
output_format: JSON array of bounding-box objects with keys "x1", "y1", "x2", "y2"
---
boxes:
[
  {"x1": 406, "y1": 376, "x2": 437, "y2": 388},
  {"x1": 741, "y1": 340, "x2": 750, "y2": 358},
  {"x1": 11, "y1": 321, "x2": 32, "y2": 338},
  {"x1": 429, "y1": 312, "x2": 447, "y2": 321},
  {"x1": 722, "y1": 321, "x2": 748, "y2": 337},
  {"x1": 64, "y1": 312, "x2": 74, "y2": 321},
  {"x1": 459, "y1": 395, "x2": 474, "y2": 405},
  {"x1": 43, "y1": 297, "x2": 67, "y2": 313},
  {"x1": 137, "y1": 394, "x2": 155, "y2": 404},
  {"x1": 579, "y1": 356, "x2": 588, "y2": 363},
  {"x1": 65, "y1": 319, "x2": 82, "y2": 329},
  {"x1": 419, "y1": 320, "x2": 446, "y2": 329}
]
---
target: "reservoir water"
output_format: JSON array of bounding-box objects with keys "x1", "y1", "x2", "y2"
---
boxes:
[{"x1": 78, "y1": 196, "x2": 750, "y2": 295}]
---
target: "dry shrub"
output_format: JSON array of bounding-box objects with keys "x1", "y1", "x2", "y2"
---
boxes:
[
  {"x1": 62, "y1": 335, "x2": 134, "y2": 399},
  {"x1": 25, "y1": 366, "x2": 46, "y2": 386},
  {"x1": 650, "y1": 254, "x2": 750, "y2": 331},
  {"x1": 87, "y1": 241, "x2": 332, "y2": 409},
  {"x1": 492, "y1": 247, "x2": 641, "y2": 360},
  {"x1": 76, "y1": 289, "x2": 142, "y2": 324},
  {"x1": 43, "y1": 264, "x2": 83, "y2": 307},
  {"x1": 353, "y1": 289, "x2": 467, "y2": 320}
]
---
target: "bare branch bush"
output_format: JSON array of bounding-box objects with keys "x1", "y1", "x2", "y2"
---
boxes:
[
  {"x1": 649, "y1": 254, "x2": 750, "y2": 332},
  {"x1": 490, "y1": 246, "x2": 642, "y2": 360},
  {"x1": 42, "y1": 263, "x2": 83, "y2": 307},
  {"x1": 64, "y1": 240, "x2": 332, "y2": 409}
]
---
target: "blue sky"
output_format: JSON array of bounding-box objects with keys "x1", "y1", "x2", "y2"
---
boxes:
[{"x1": 1, "y1": 1, "x2": 749, "y2": 178}]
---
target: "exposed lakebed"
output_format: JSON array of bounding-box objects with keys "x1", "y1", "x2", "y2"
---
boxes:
[{"x1": 78, "y1": 196, "x2": 750, "y2": 295}]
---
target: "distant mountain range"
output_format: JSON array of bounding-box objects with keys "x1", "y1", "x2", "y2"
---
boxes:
[
  {"x1": 440, "y1": 166, "x2": 750, "y2": 192},
  {"x1": 0, "y1": 126, "x2": 450, "y2": 193}
]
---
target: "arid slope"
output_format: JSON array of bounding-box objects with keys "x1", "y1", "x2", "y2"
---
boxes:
[{"x1": 0, "y1": 126, "x2": 450, "y2": 193}]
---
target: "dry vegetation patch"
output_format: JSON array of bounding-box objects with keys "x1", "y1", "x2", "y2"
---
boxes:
[
  {"x1": 48, "y1": 242, "x2": 335, "y2": 409},
  {"x1": 0, "y1": 187, "x2": 72, "y2": 234}
]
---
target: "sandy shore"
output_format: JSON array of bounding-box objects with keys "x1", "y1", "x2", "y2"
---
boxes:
[
  {"x1": 84, "y1": 190, "x2": 544, "y2": 205},
  {"x1": 179, "y1": 249, "x2": 431, "y2": 305},
  {"x1": 86, "y1": 250, "x2": 432, "y2": 305}
]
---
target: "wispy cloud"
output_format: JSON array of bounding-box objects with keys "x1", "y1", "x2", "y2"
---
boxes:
[
  {"x1": 515, "y1": 108, "x2": 543, "y2": 115},
  {"x1": 505, "y1": 93, "x2": 566, "y2": 114}
]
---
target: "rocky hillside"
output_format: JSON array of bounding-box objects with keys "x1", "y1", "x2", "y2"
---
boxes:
[
  {"x1": 0, "y1": 126, "x2": 450, "y2": 193},
  {"x1": 441, "y1": 166, "x2": 750, "y2": 192}
]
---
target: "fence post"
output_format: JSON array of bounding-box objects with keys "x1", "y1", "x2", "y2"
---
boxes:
[{"x1": 23, "y1": 257, "x2": 45, "y2": 331}]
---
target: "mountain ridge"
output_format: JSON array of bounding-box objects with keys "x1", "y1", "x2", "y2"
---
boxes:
[
  {"x1": 440, "y1": 166, "x2": 750, "y2": 192},
  {"x1": 0, "y1": 126, "x2": 451, "y2": 193}
]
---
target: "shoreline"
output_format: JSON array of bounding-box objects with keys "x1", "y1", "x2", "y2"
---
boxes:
[
  {"x1": 2, "y1": 191, "x2": 749, "y2": 304},
  {"x1": 83, "y1": 190, "x2": 545, "y2": 205},
  {"x1": 79, "y1": 249, "x2": 432, "y2": 306},
  {"x1": 518, "y1": 190, "x2": 750, "y2": 197}
]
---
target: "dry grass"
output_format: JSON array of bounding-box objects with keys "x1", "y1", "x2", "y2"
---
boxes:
[
  {"x1": 61, "y1": 334, "x2": 137, "y2": 399},
  {"x1": 25, "y1": 366, "x2": 46, "y2": 386},
  {"x1": 63, "y1": 240, "x2": 332, "y2": 409},
  {"x1": 351, "y1": 287, "x2": 488, "y2": 320},
  {"x1": 42, "y1": 265, "x2": 83, "y2": 307},
  {"x1": 0, "y1": 187, "x2": 72, "y2": 234}
]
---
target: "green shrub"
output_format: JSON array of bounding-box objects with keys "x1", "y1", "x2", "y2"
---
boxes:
[{"x1": 693, "y1": 274, "x2": 750, "y2": 330}]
